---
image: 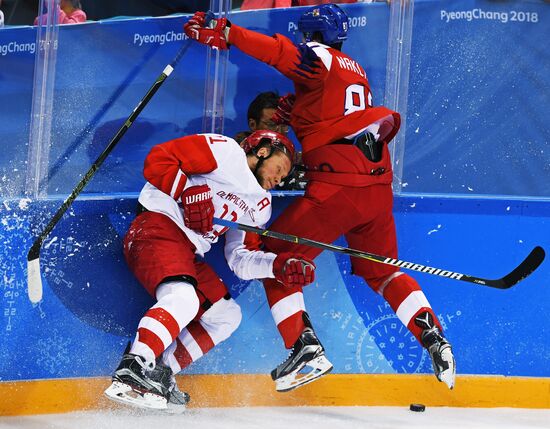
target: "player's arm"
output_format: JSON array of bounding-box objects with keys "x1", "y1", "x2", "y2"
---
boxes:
[
  {"x1": 224, "y1": 227, "x2": 316, "y2": 287},
  {"x1": 183, "y1": 13, "x2": 323, "y2": 84},
  {"x1": 144, "y1": 134, "x2": 218, "y2": 201},
  {"x1": 224, "y1": 229, "x2": 276, "y2": 280},
  {"x1": 228, "y1": 25, "x2": 323, "y2": 84},
  {"x1": 144, "y1": 134, "x2": 218, "y2": 233}
]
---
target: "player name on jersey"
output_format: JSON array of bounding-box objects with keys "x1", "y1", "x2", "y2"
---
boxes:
[{"x1": 334, "y1": 55, "x2": 365, "y2": 78}]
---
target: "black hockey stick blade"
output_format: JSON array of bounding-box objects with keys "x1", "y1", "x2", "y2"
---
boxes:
[
  {"x1": 213, "y1": 217, "x2": 545, "y2": 290},
  {"x1": 470, "y1": 246, "x2": 545, "y2": 289}
]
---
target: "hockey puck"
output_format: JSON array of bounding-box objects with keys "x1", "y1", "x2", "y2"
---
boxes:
[{"x1": 409, "y1": 403, "x2": 426, "y2": 412}]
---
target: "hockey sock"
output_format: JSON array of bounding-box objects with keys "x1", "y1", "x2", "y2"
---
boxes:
[
  {"x1": 162, "y1": 297, "x2": 241, "y2": 373},
  {"x1": 130, "y1": 280, "x2": 200, "y2": 367},
  {"x1": 264, "y1": 278, "x2": 307, "y2": 348},
  {"x1": 382, "y1": 273, "x2": 443, "y2": 343}
]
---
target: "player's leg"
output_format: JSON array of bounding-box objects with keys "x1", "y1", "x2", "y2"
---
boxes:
[
  {"x1": 105, "y1": 212, "x2": 200, "y2": 410},
  {"x1": 263, "y1": 183, "x2": 352, "y2": 391},
  {"x1": 146, "y1": 261, "x2": 239, "y2": 412},
  {"x1": 158, "y1": 261, "x2": 241, "y2": 400},
  {"x1": 346, "y1": 185, "x2": 456, "y2": 389}
]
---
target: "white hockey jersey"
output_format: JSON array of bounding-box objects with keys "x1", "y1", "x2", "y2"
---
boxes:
[{"x1": 138, "y1": 133, "x2": 276, "y2": 280}]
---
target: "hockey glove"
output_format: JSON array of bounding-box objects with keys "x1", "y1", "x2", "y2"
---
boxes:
[
  {"x1": 272, "y1": 93, "x2": 296, "y2": 126},
  {"x1": 273, "y1": 252, "x2": 316, "y2": 288},
  {"x1": 181, "y1": 184, "x2": 214, "y2": 234},
  {"x1": 184, "y1": 12, "x2": 230, "y2": 50}
]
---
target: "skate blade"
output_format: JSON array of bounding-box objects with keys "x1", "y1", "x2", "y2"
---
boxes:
[
  {"x1": 437, "y1": 349, "x2": 456, "y2": 389},
  {"x1": 275, "y1": 355, "x2": 333, "y2": 392},
  {"x1": 438, "y1": 368, "x2": 456, "y2": 389},
  {"x1": 165, "y1": 402, "x2": 187, "y2": 415},
  {"x1": 104, "y1": 381, "x2": 168, "y2": 410},
  {"x1": 438, "y1": 366, "x2": 456, "y2": 389}
]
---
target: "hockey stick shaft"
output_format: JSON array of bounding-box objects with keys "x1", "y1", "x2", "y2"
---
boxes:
[
  {"x1": 27, "y1": 41, "x2": 192, "y2": 303},
  {"x1": 213, "y1": 217, "x2": 545, "y2": 289}
]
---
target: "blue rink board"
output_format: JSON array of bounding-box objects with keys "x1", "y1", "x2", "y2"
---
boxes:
[
  {"x1": 0, "y1": 0, "x2": 548, "y2": 383},
  {"x1": 0, "y1": 195, "x2": 548, "y2": 381}
]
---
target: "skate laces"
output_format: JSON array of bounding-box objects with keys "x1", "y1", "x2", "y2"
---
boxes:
[
  {"x1": 421, "y1": 326, "x2": 445, "y2": 348},
  {"x1": 277, "y1": 345, "x2": 297, "y2": 368},
  {"x1": 133, "y1": 354, "x2": 155, "y2": 372}
]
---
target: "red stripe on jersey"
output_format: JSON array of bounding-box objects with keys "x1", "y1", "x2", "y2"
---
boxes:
[
  {"x1": 187, "y1": 321, "x2": 215, "y2": 354},
  {"x1": 178, "y1": 135, "x2": 219, "y2": 174},
  {"x1": 174, "y1": 338, "x2": 194, "y2": 370},
  {"x1": 145, "y1": 307, "x2": 181, "y2": 339},
  {"x1": 172, "y1": 170, "x2": 187, "y2": 200},
  {"x1": 144, "y1": 135, "x2": 218, "y2": 198},
  {"x1": 137, "y1": 327, "x2": 165, "y2": 358}
]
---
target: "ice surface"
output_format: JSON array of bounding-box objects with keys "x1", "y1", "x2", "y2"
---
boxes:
[{"x1": 1, "y1": 406, "x2": 549, "y2": 429}]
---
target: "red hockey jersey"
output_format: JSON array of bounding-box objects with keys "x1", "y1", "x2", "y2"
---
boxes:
[{"x1": 228, "y1": 25, "x2": 401, "y2": 154}]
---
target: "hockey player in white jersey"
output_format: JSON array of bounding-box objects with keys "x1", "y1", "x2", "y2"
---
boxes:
[{"x1": 104, "y1": 130, "x2": 315, "y2": 411}]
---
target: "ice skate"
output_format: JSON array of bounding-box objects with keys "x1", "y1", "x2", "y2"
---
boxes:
[
  {"x1": 271, "y1": 315, "x2": 333, "y2": 392},
  {"x1": 416, "y1": 312, "x2": 456, "y2": 389},
  {"x1": 104, "y1": 353, "x2": 168, "y2": 410},
  {"x1": 149, "y1": 362, "x2": 190, "y2": 414}
]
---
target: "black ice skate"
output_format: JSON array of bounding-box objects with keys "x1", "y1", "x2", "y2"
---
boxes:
[
  {"x1": 271, "y1": 313, "x2": 333, "y2": 392},
  {"x1": 149, "y1": 362, "x2": 190, "y2": 414},
  {"x1": 415, "y1": 311, "x2": 456, "y2": 389},
  {"x1": 104, "y1": 352, "x2": 168, "y2": 410}
]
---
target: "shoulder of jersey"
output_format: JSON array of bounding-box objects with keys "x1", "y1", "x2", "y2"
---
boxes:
[{"x1": 305, "y1": 42, "x2": 334, "y2": 70}]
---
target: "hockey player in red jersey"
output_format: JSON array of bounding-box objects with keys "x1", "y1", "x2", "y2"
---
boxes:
[
  {"x1": 104, "y1": 131, "x2": 315, "y2": 411},
  {"x1": 185, "y1": 4, "x2": 456, "y2": 392}
]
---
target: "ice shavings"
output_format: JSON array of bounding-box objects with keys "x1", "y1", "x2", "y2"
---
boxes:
[{"x1": 428, "y1": 224, "x2": 442, "y2": 235}]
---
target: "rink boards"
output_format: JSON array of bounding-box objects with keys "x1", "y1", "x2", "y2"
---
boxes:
[
  {"x1": 2, "y1": 374, "x2": 550, "y2": 415},
  {"x1": 0, "y1": 195, "x2": 549, "y2": 415},
  {"x1": 0, "y1": 0, "x2": 549, "y2": 416}
]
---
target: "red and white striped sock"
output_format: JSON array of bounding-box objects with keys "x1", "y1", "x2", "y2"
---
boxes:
[
  {"x1": 264, "y1": 278, "x2": 306, "y2": 349},
  {"x1": 130, "y1": 281, "x2": 200, "y2": 367},
  {"x1": 162, "y1": 298, "x2": 242, "y2": 373},
  {"x1": 381, "y1": 273, "x2": 443, "y2": 343}
]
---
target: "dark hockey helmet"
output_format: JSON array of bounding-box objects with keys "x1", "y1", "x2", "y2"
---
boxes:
[
  {"x1": 241, "y1": 130, "x2": 296, "y2": 163},
  {"x1": 298, "y1": 4, "x2": 349, "y2": 45}
]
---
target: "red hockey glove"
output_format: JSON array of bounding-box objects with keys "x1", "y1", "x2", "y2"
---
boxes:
[
  {"x1": 273, "y1": 252, "x2": 316, "y2": 288},
  {"x1": 271, "y1": 93, "x2": 296, "y2": 126},
  {"x1": 181, "y1": 184, "x2": 214, "y2": 234},
  {"x1": 187, "y1": 11, "x2": 206, "y2": 27},
  {"x1": 184, "y1": 12, "x2": 229, "y2": 50}
]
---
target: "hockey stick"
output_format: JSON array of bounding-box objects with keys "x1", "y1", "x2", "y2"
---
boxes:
[
  {"x1": 27, "y1": 40, "x2": 192, "y2": 304},
  {"x1": 213, "y1": 217, "x2": 545, "y2": 289}
]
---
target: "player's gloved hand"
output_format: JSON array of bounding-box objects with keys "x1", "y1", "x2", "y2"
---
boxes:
[
  {"x1": 272, "y1": 93, "x2": 296, "y2": 126},
  {"x1": 184, "y1": 12, "x2": 230, "y2": 50},
  {"x1": 273, "y1": 252, "x2": 316, "y2": 288},
  {"x1": 181, "y1": 184, "x2": 214, "y2": 234},
  {"x1": 186, "y1": 10, "x2": 206, "y2": 27}
]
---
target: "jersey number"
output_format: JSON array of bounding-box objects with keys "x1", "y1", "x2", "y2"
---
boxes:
[
  {"x1": 212, "y1": 203, "x2": 237, "y2": 238},
  {"x1": 344, "y1": 84, "x2": 372, "y2": 116}
]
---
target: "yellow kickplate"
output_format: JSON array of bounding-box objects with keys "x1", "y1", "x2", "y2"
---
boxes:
[{"x1": 1, "y1": 374, "x2": 549, "y2": 416}]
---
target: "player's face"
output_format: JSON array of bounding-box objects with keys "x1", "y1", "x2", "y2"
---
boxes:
[
  {"x1": 255, "y1": 150, "x2": 292, "y2": 190},
  {"x1": 251, "y1": 108, "x2": 289, "y2": 134}
]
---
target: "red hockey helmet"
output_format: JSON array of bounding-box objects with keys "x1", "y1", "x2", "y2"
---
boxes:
[{"x1": 240, "y1": 130, "x2": 296, "y2": 163}]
